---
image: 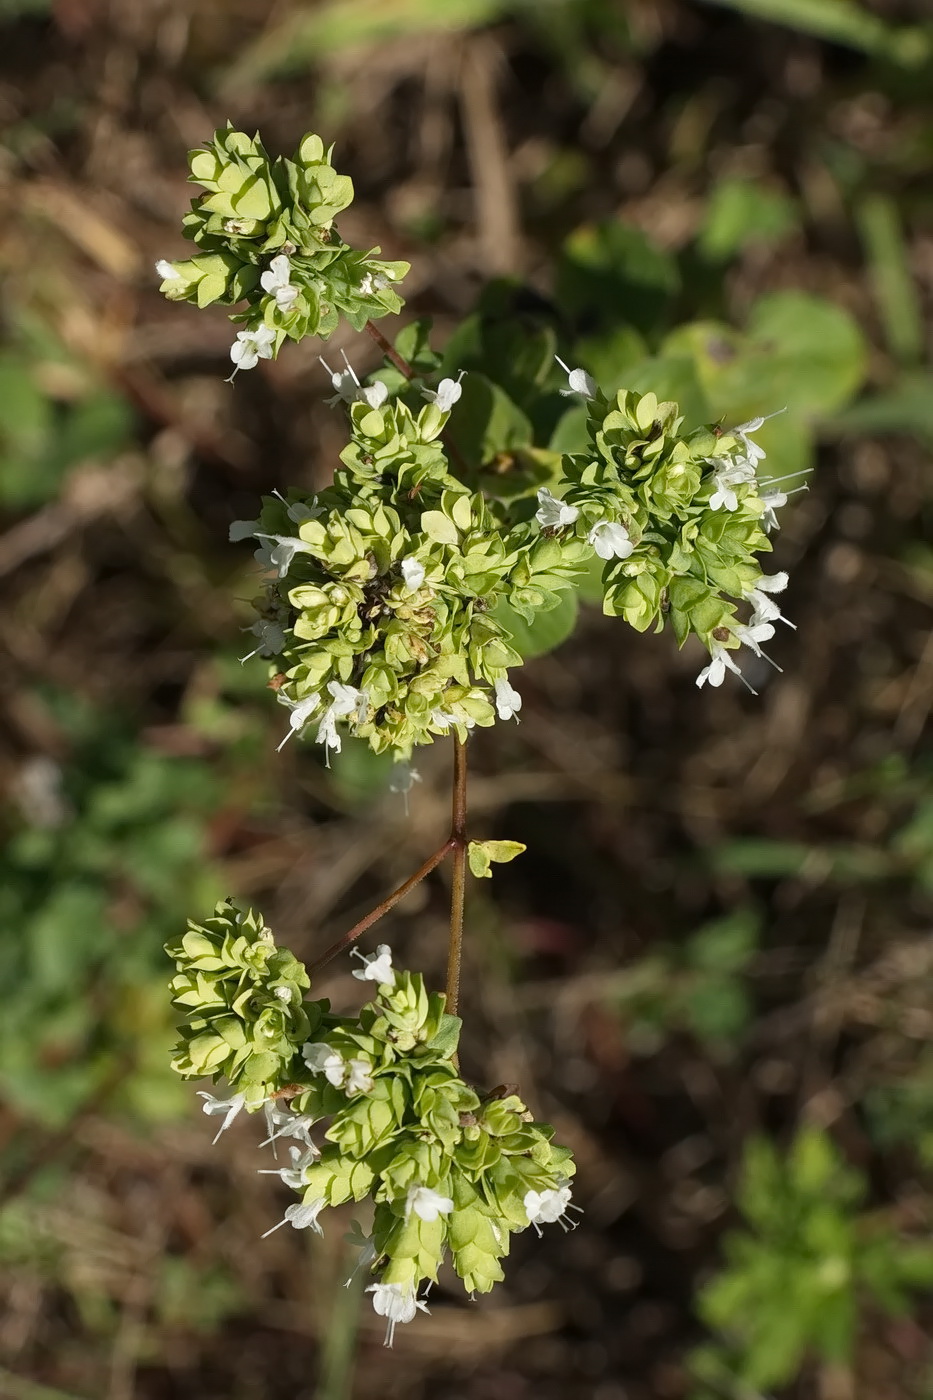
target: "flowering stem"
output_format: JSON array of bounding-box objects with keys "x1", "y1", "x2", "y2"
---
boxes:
[
  {"x1": 310, "y1": 836, "x2": 456, "y2": 975},
  {"x1": 365, "y1": 319, "x2": 415, "y2": 380},
  {"x1": 446, "y1": 737, "x2": 469, "y2": 1016}
]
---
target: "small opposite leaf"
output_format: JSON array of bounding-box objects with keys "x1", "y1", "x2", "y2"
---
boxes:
[{"x1": 468, "y1": 840, "x2": 527, "y2": 879}]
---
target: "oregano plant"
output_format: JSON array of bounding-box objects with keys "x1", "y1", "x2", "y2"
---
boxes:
[{"x1": 160, "y1": 125, "x2": 798, "y2": 1345}]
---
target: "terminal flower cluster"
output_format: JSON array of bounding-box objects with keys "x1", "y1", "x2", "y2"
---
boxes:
[
  {"x1": 166, "y1": 904, "x2": 578, "y2": 1345},
  {"x1": 156, "y1": 126, "x2": 409, "y2": 371}
]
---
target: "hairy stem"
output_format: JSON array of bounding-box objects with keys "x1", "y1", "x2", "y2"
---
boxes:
[
  {"x1": 446, "y1": 737, "x2": 469, "y2": 1015},
  {"x1": 310, "y1": 837, "x2": 456, "y2": 975}
]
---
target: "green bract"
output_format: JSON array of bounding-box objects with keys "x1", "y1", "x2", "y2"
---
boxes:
[
  {"x1": 160, "y1": 125, "x2": 795, "y2": 760},
  {"x1": 166, "y1": 900, "x2": 314, "y2": 1106},
  {"x1": 158, "y1": 125, "x2": 409, "y2": 348},
  {"x1": 167, "y1": 920, "x2": 577, "y2": 1343}
]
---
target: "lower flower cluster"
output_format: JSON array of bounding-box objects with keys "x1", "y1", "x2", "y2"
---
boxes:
[{"x1": 167, "y1": 907, "x2": 578, "y2": 1344}]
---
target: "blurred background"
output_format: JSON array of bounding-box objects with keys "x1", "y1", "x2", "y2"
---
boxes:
[{"x1": 2, "y1": 1, "x2": 933, "y2": 1397}]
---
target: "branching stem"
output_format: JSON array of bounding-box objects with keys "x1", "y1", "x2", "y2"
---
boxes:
[
  {"x1": 310, "y1": 836, "x2": 455, "y2": 975},
  {"x1": 312, "y1": 738, "x2": 470, "y2": 1017}
]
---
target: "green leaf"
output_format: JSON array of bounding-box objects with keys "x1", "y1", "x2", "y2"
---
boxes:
[
  {"x1": 420, "y1": 510, "x2": 459, "y2": 546},
  {"x1": 744, "y1": 291, "x2": 868, "y2": 416},
  {"x1": 699, "y1": 176, "x2": 798, "y2": 261},
  {"x1": 492, "y1": 588, "x2": 578, "y2": 659},
  {"x1": 701, "y1": 0, "x2": 931, "y2": 64},
  {"x1": 831, "y1": 373, "x2": 933, "y2": 447},
  {"x1": 856, "y1": 194, "x2": 924, "y2": 365},
  {"x1": 467, "y1": 839, "x2": 527, "y2": 878},
  {"x1": 447, "y1": 373, "x2": 532, "y2": 471},
  {"x1": 557, "y1": 221, "x2": 680, "y2": 337}
]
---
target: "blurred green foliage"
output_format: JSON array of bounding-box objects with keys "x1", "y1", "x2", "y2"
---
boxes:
[
  {"x1": 0, "y1": 700, "x2": 230, "y2": 1127},
  {"x1": 690, "y1": 1129, "x2": 933, "y2": 1394},
  {"x1": 0, "y1": 345, "x2": 134, "y2": 509},
  {"x1": 607, "y1": 909, "x2": 760, "y2": 1055}
]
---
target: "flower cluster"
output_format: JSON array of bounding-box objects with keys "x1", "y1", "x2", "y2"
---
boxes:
[
  {"x1": 167, "y1": 914, "x2": 578, "y2": 1345},
  {"x1": 547, "y1": 378, "x2": 795, "y2": 691},
  {"x1": 165, "y1": 901, "x2": 316, "y2": 1107},
  {"x1": 232, "y1": 381, "x2": 589, "y2": 760},
  {"x1": 156, "y1": 126, "x2": 409, "y2": 372},
  {"x1": 156, "y1": 125, "x2": 799, "y2": 757}
]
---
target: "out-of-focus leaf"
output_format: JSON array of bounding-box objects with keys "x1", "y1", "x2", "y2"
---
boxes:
[
  {"x1": 448, "y1": 373, "x2": 533, "y2": 470},
  {"x1": 557, "y1": 222, "x2": 680, "y2": 337},
  {"x1": 699, "y1": 0, "x2": 932, "y2": 65},
  {"x1": 856, "y1": 194, "x2": 923, "y2": 365},
  {"x1": 699, "y1": 177, "x2": 798, "y2": 261},
  {"x1": 831, "y1": 374, "x2": 933, "y2": 447},
  {"x1": 222, "y1": 0, "x2": 513, "y2": 87},
  {"x1": 493, "y1": 588, "x2": 578, "y2": 659},
  {"x1": 624, "y1": 355, "x2": 712, "y2": 432}
]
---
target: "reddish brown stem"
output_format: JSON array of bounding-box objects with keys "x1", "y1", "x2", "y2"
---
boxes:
[
  {"x1": 365, "y1": 319, "x2": 415, "y2": 380},
  {"x1": 310, "y1": 836, "x2": 456, "y2": 976},
  {"x1": 446, "y1": 738, "x2": 469, "y2": 1015}
]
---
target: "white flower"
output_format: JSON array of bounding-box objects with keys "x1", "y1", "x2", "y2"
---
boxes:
[
  {"x1": 272, "y1": 489, "x2": 323, "y2": 525},
  {"x1": 258, "y1": 1144, "x2": 319, "y2": 1189},
  {"x1": 344, "y1": 1221, "x2": 378, "y2": 1287},
  {"x1": 260, "y1": 254, "x2": 299, "y2": 311},
  {"x1": 708, "y1": 455, "x2": 757, "y2": 512},
  {"x1": 312, "y1": 680, "x2": 368, "y2": 761},
  {"x1": 494, "y1": 676, "x2": 522, "y2": 722},
  {"x1": 746, "y1": 572, "x2": 792, "y2": 627},
  {"x1": 759, "y1": 486, "x2": 788, "y2": 532},
  {"x1": 328, "y1": 680, "x2": 366, "y2": 719},
  {"x1": 261, "y1": 1101, "x2": 318, "y2": 1151},
  {"x1": 430, "y1": 706, "x2": 475, "y2": 732},
  {"x1": 197, "y1": 1091, "x2": 246, "y2": 1144},
  {"x1": 406, "y1": 1184, "x2": 454, "y2": 1223},
  {"x1": 302, "y1": 1042, "x2": 347, "y2": 1088},
  {"x1": 535, "y1": 487, "x2": 579, "y2": 529},
  {"x1": 422, "y1": 373, "x2": 464, "y2": 413},
  {"x1": 389, "y1": 762, "x2": 422, "y2": 795},
  {"x1": 155, "y1": 259, "x2": 181, "y2": 281},
  {"x1": 240, "y1": 618, "x2": 287, "y2": 664},
  {"x1": 366, "y1": 1281, "x2": 430, "y2": 1347},
  {"x1": 276, "y1": 693, "x2": 321, "y2": 752},
  {"x1": 732, "y1": 414, "x2": 774, "y2": 467},
  {"x1": 734, "y1": 619, "x2": 776, "y2": 658},
  {"x1": 252, "y1": 532, "x2": 313, "y2": 578},
  {"x1": 262, "y1": 1196, "x2": 326, "y2": 1239},
  {"x1": 400, "y1": 557, "x2": 425, "y2": 592},
  {"x1": 696, "y1": 643, "x2": 744, "y2": 690},
  {"x1": 555, "y1": 355, "x2": 597, "y2": 399},
  {"x1": 228, "y1": 518, "x2": 259, "y2": 542},
  {"x1": 352, "y1": 943, "x2": 395, "y2": 987},
  {"x1": 360, "y1": 381, "x2": 389, "y2": 409},
  {"x1": 229, "y1": 324, "x2": 277, "y2": 374},
  {"x1": 319, "y1": 356, "x2": 358, "y2": 404},
  {"x1": 345, "y1": 1058, "x2": 375, "y2": 1095},
  {"x1": 360, "y1": 271, "x2": 391, "y2": 296},
  {"x1": 523, "y1": 1181, "x2": 579, "y2": 1236},
  {"x1": 587, "y1": 520, "x2": 634, "y2": 560}
]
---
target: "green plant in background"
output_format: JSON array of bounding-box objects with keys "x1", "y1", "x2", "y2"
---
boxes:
[
  {"x1": 689, "y1": 1128, "x2": 933, "y2": 1395},
  {"x1": 608, "y1": 909, "x2": 759, "y2": 1055},
  {"x1": 155, "y1": 123, "x2": 823, "y2": 1342},
  {"x1": 0, "y1": 679, "x2": 273, "y2": 1128}
]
